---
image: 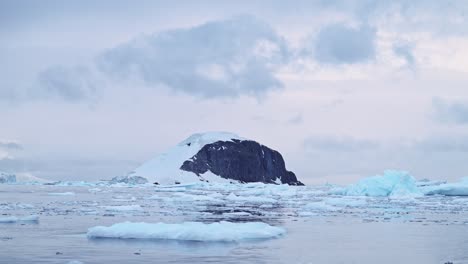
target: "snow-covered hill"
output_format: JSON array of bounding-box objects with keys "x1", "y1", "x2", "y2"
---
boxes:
[
  {"x1": 127, "y1": 132, "x2": 303, "y2": 185},
  {"x1": 128, "y1": 132, "x2": 244, "y2": 185}
]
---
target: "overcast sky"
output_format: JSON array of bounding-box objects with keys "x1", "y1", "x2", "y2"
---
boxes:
[{"x1": 1, "y1": 0, "x2": 468, "y2": 184}]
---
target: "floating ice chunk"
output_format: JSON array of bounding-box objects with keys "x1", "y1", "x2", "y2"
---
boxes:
[
  {"x1": 66, "y1": 261, "x2": 84, "y2": 264},
  {"x1": 302, "y1": 201, "x2": 339, "y2": 212},
  {"x1": 103, "y1": 205, "x2": 143, "y2": 212},
  {"x1": 48, "y1": 192, "x2": 76, "y2": 196},
  {"x1": 225, "y1": 193, "x2": 276, "y2": 203},
  {"x1": 0, "y1": 215, "x2": 39, "y2": 223},
  {"x1": 423, "y1": 178, "x2": 468, "y2": 196},
  {"x1": 87, "y1": 221, "x2": 285, "y2": 242},
  {"x1": 324, "y1": 197, "x2": 367, "y2": 207},
  {"x1": 333, "y1": 170, "x2": 422, "y2": 197}
]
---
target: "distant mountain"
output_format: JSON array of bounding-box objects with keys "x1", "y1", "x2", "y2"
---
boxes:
[{"x1": 128, "y1": 132, "x2": 303, "y2": 185}]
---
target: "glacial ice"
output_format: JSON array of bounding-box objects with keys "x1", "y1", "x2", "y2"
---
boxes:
[
  {"x1": 333, "y1": 170, "x2": 422, "y2": 197},
  {"x1": 423, "y1": 177, "x2": 468, "y2": 196},
  {"x1": 0, "y1": 172, "x2": 16, "y2": 184},
  {"x1": 87, "y1": 221, "x2": 285, "y2": 241}
]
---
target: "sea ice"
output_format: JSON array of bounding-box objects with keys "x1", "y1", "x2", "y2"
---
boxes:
[
  {"x1": 87, "y1": 221, "x2": 285, "y2": 242},
  {"x1": 333, "y1": 170, "x2": 422, "y2": 197},
  {"x1": 48, "y1": 192, "x2": 76, "y2": 196},
  {"x1": 0, "y1": 215, "x2": 39, "y2": 223},
  {"x1": 225, "y1": 193, "x2": 277, "y2": 203},
  {"x1": 103, "y1": 205, "x2": 143, "y2": 212}
]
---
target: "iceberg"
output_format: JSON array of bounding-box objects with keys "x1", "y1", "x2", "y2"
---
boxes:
[
  {"x1": 333, "y1": 170, "x2": 422, "y2": 197},
  {"x1": 0, "y1": 172, "x2": 16, "y2": 184},
  {"x1": 87, "y1": 221, "x2": 285, "y2": 242},
  {"x1": 423, "y1": 177, "x2": 468, "y2": 196},
  {"x1": 109, "y1": 175, "x2": 148, "y2": 185}
]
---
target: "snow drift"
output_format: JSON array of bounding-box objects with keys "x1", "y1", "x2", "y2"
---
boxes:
[{"x1": 87, "y1": 221, "x2": 285, "y2": 242}]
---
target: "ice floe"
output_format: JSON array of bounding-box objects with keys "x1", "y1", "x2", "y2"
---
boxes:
[
  {"x1": 87, "y1": 221, "x2": 285, "y2": 241},
  {"x1": 48, "y1": 192, "x2": 76, "y2": 196},
  {"x1": 0, "y1": 215, "x2": 39, "y2": 223}
]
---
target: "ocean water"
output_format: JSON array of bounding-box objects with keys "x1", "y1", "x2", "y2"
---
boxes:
[{"x1": 1, "y1": 184, "x2": 467, "y2": 264}]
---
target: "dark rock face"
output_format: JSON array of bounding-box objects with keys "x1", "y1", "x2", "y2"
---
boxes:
[{"x1": 180, "y1": 139, "x2": 304, "y2": 185}]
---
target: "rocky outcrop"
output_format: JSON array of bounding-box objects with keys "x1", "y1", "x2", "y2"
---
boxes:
[{"x1": 180, "y1": 139, "x2": 303, "y2": 185}]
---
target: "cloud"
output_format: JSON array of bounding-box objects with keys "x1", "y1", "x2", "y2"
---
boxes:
[
  {"x1": 287, "y1": 113, "x2": 303, "y2": 124},
  {"x1": 0, "y1": 140, "x2": 22, "y2": 150},
  {"x1": 312, "y1": 23, "x2": 376, "y2": 64},
  {"x1": 36, "y1": 66, "x2": 97, "y2": 102},
  {"x1": 416, "y1": 136, "x2": 468, "y2": 152},
  {"x1": 0, "y1": 140, "x2": 22, "y2": 160},
  {"x1": 432, "y1": 97, "x2": 468, "y2": 124},
  {"x1": 97, "y1": 15, "x2": 288, "y2": 98},
  {"x1": 393, "y1": 42, "x2": 415, "y2": 67},
  {"x1": 304, "y1": 135, "x2": 379, "y2": 152}
]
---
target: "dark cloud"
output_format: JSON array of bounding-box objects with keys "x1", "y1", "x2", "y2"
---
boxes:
[
  {"x1": 36, "y1": 66, "x2": 97, "y2": 102},
  {"x1": 432, "y1": 97, "x2": 468, "y2": 124},
  {"x1": 313, "y1": 23, "x2": 376, "y2": 64},
  {"x1": 97, "y1": 15, "x2": 288, "y2": 98},
  {"x1": 304, "y1": 136, "x2": 379, "y2": 152}
]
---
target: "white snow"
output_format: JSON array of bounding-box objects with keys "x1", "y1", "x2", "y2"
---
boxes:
[
  {"x1": 128, "y1": 132, "x2": 244, "y2": 185},
  {"x1": 333, "y1": 170, "x2": 422, "y2": 197},
  {"x1": 0, "y1": 215, "x2": 39, "y2": 223},
  {"x1": 87, "y1": 221, "x2": 285, "y2": 241}
]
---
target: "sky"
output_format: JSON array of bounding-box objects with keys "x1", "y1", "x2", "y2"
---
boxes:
[{"x1": 1, "y1": 0, "x2": 468, "y2": 184}]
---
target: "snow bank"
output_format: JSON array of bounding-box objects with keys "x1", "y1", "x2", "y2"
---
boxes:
[
  {"x1": 334, "y1": 170, "x2": 422, "y2": 197},
  {"x1": 87, "y1": 221, "x2": 285, "y2": 241},
  {"x1": 423, "y1": 177, "x2": 468, "y2": 196},
  {"x1": 127, "y1": 132, "x2": 244, "y2": 185},
  {"x1": 0, "y1": 215, "x2": 39, "y2": 223}
]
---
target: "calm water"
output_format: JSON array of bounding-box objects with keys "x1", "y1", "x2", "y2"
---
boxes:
[{"x1": 1, "y1": 184, "x2": 467, "y2": 264}]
